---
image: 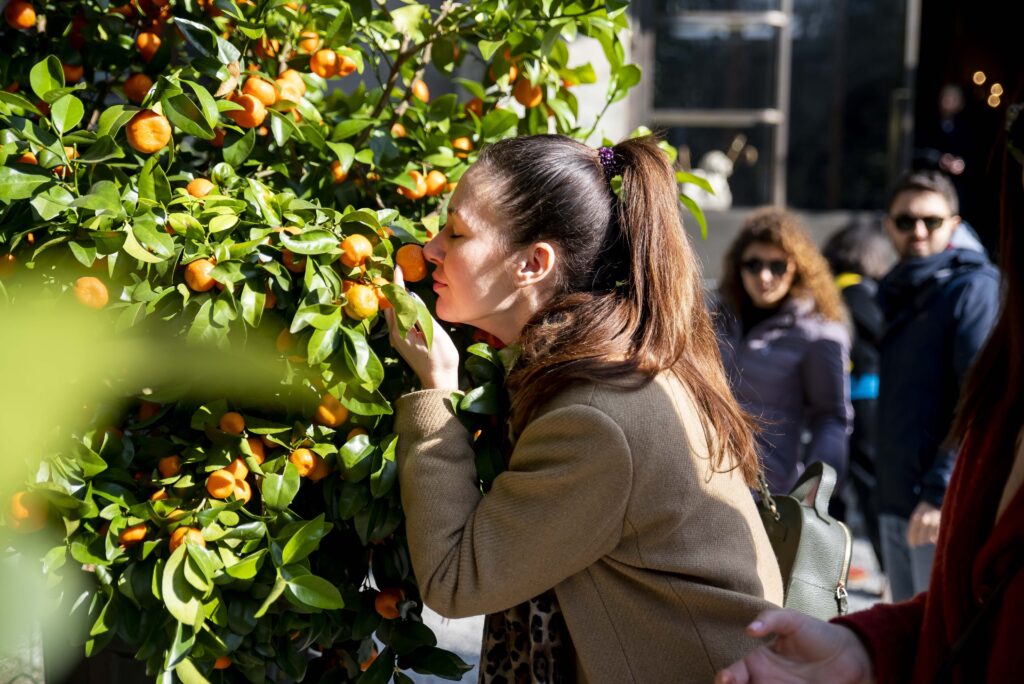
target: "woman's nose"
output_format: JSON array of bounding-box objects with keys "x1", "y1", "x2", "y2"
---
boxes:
[{"x1": 423, "y1": 234, "x2": 443, "y2": 265}]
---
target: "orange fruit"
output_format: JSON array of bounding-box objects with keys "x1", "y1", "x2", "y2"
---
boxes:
[
  {"x1": 219, "y1": 411, "x2": 245, "y2": 435},
  {"x1": 275, "y1": 80, "x2": 303, "y2": 109},
  {"x1": 411, "y1": 79, "x2": 429, "y2": 103},
  {"x1": 253, "y1": 36, "x2": 279, "y2": 59},
  {"x1": 0, "y1": 254, "x2": 16, "y2": 280},
  {"x1": 340, "y1": 234, "x2": 373, "y2": 268},
  {"x1": 310, "y1": 49, "x2": 339, "y2": 78},
  {"x1": 465, "y1": 97, "x2": 484, "y2": 117},
  {"x1": 125, "y1": 109, "x2": 172, "y2": 154},
  {"x1": 224, "y1": 457, "x2": 249, "y2": 481},
  {"x1": 390, "y1": 122, "x2": 406, "y2": 138},
  {"x1": 4, "y1": 1, "x2": 35, "y2": 30},
  {"x1": 119, "y1": 523, "x2": 147, "y2": 547},
  {"x1": 242, "y1": 77, "x2": 277, "y2": 107},
  {"x1": 370, "y1": 277, "x2": 392, "y2": 310},
  {"x1": 186, "y1": 178, "x2": 215, "y2": 198},
  {"x1": 233, "y1": 478, "x2": 252, "y2": 503},
  {"x1": 169, "y1": 526, "x2": 205, "y2": 552},
  {"x1": 62, "y1": 64, "x2": 84, "y2": 84},
  {"x1": 210, "y1": 127, "x2": 226, "y2": 147},
  {"x1": 136, "y1": 32, "x2": 161, "y2": 62},
  {"x1": 206, "y1": 469, "x2": 235, "y2": 499},
  {"x1": 278, "y1": 69, "x2": 307, "y2": 96},
  {"x1": 138, "y1": 400, "x2": 160, "y2": 422},
  {"x1": 344, "y1": 284, "x2": 379, "y2": 320},
  {"x1": 15, "y1": 151, "x2": 37, "y2": 165},
  {"x1": 397, "y1": 169, "x2": 427, "y2": 200},
  {"x1": 337, "y1": 53, "x2": 357, "y2": 77},
  {"x1": 330, "y1": 160, "x2": 348, "y2": 184},
  {"x1": 246, "y1": 436, "x2": 266, "y2": 464},
  {"x1": 347, "y1": 427, "x2": 368, "y2": 440},
  {"x1": 226, "y1": 93, "x2": 267, "y2": 129},
  {"x1": 513, "y1": 78, "x2": 543, "y2": 108},
  {"x1": 150, "y1": 488, "x2": 169, "y2": 501},
  {"x1": 185, "y1": 258, "x2": 217, "y2": 292},
  {"x1": 452, "y1": 136, "x2": 473, "y2": 158},
  {"x1": 281, "y1": 249, "x2": 306, "y2": 273},
  {"x1": 275, "y1": 328, "x2": 295, "y2": 353},
  {"x1": 314, "y1": 393, "x2": 349, "y2": 428},
  {"x1": 299, "y1": 31, "x2": 320, "y2": 53},
  {"x1": 123, "y1": 73, "x2": 154, "y2": 104},
  {"x1": 289, "y1": 448, "x2": 317, "y2": 477},
  {"x1": 374, "y1": 588, "x2": 404, "y2": 619},
  {"x1": 395, "y1": 244, "x2": 427, "y2": 282},
  {"x1": 74, "y1": 276, "x2": 109, "y2": 309},
  {"x1": 425, "y1": 170, "x2": 447, "y2": 197},
  {"x1": 213, "y1": 656, "x2": 231, "y2": 670},
  {"x1": 157, "y1": 455, "x2": 182, "y2": 478},
  {"x1": 360, "y1": 645, "x2": 378, "y2": 672},
  {"x1": 8, "y1": 491, "x2": 47, "y2": 533},
  {"x1": 307, "y1": 455, "x2": 331, "y2": 482}
]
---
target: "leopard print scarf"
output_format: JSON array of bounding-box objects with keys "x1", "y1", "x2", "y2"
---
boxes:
[{"x1": 478, "y1": 589, "x2": 574, "y2": 684}]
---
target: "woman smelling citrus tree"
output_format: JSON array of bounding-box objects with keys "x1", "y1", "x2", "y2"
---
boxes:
[{"x1": 385, "y1": 135, "x2": 784, "y2": 682}]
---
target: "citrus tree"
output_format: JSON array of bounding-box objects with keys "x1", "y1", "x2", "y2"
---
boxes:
[{"x1": 0, "y1": 0, "x2": 638, "y2": 681}]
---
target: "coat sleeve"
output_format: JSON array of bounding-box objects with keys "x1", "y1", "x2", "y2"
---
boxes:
[
  {"x1": 831, "y1": 593, "x2": 926, "y2": 684},
  {"x1": 799, "y1": 326, "x2": 853, "y2": 481},
  {"x1": 394, "y1": 389, "x2": 632, "y2": 618},
  {"x1": 920, "y1": 272, "x2": 1000, "y2": 507}
]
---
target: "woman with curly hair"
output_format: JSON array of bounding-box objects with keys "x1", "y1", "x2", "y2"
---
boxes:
[{"x1": 715, "y1": 208, "x2": 852, "y2": 494}]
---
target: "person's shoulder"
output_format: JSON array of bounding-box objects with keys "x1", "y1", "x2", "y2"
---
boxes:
[
  {"x1": 942, "y1": 250, "x2": 999, "y2": 296},
  {"x1": 790, "y1": 300, "x2": 849, "y2": 345}
]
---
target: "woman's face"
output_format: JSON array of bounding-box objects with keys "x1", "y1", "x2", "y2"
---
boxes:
[
  {"x1": 422, "y1": 169, "x2": 528, "y2": 340},
  {"x1": 739, "y1": 242, "x2": 795, "y2": 308}
]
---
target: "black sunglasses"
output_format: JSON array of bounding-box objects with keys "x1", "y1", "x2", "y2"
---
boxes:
[
  {"x1": 890, "y1": 214, "x2": 949, "y2": 233},
  {"x1": 741, "y1": 259, "x2": 788, "y2": 277}
]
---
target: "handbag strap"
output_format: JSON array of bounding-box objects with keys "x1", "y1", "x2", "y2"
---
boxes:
[
  {"x1": 788, "y1": 461, "x2": 838, "y2": 518},
  {"x1": 756, "y1": 470, "x2": 779, "y2": 520}
]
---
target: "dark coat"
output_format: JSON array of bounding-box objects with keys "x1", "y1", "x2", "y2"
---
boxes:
[
  {"x1": 875, "y1": 248, "x2": 1000, "y2": 518},
  {"x1": 716, "y1": 296, "x2": 852, "y2": 494},
  {"x1": 835, "y1": 422, "x2": 1024, "y2": 684},
  {"x1": 837, "y1": 275, "x2": 883, "y2": 476}
]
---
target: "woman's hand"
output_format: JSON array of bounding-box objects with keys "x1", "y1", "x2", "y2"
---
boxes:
[
  {"x1": 383, "y1": 266, "x2": 460, "y2": 391},
  {"x1": 714, "y1": 609, "x2": 875, "y2": 684}
]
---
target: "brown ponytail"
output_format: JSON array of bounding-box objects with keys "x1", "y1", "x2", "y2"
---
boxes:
[{"x1": 474, "y1": 135, "x2": 760, "y2": 486}]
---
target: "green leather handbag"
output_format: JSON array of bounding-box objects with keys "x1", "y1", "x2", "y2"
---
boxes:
[{"x1": 757, "y1": 461, "x2": 853, "y2": 620}]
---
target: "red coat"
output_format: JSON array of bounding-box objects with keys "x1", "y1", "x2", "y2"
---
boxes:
[{"x1": 834, "y1": 427, "x2": 1024, "y2": 683}]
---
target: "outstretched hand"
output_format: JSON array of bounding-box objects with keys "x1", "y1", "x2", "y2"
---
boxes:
[
  {"x1": 714, "y1": 609, "x2": 875, "y2": 684},
  {"x1": 383, "y1": 266, "x2": 460, "y2": 391}
]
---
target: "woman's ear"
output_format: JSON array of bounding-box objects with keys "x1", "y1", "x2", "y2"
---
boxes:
[{"x1": 512, "y1": 241, "x2": 557, "y2": 288}]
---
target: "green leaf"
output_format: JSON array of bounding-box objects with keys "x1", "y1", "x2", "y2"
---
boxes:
[
  {"x1": 676, "y1": 170, "x2": 715, "y2": 195},
  {"x1": 262, "y1": 463, "x2": 301, "y2": 510},
  {"x1": 402, "y1": 646, "x2": 473, "y2": 680},
  {"x1": 162, "y1": 546, "x2": 204, "y2": 628},
  {"x1": 458, "y1": 383, "x2": 499, "y2": 414},
  {"x1": 339, "y1": 384, "x2": 393, "y2": 417},
  {"x1": 30, "y1": 55, "x2": 64, "y2": 101},
  {"x1": 413, "y1": 295, "x2": 434, "y2": 349},
  {"x1": 51, "y1": 94, "x2": 85, "y2": 135},
  {"x1": 77, "y1": 136, "x2": 125, "y2": 164},
  {"x1": 609, "y1": 64, "x2": 642, "y2": 104},
  {"x1": 339, "y1": 434, "x2": 374, "y2": 482},
  {"x1": 162, "y1": 93, "x2": 214, "y2": 139},
  {"x1": 269, "y1": 109, "x2": 302, "y2": 146},
  {"x1": 224, "y1": 549, "x2": 267, "y2": 580},
  {"x1": 174, "y1": 16, "x2": 240, "y2": 65},
  {"x1": 331, "y1": 119, "x2": 374, "y2": 140},
  {"x1": 478, "y1": 40, "x2": 504, "y2": 61},
  {"x1": 208, "y1": 215, "x2": 238, "y2": 233},
  {"x1": 481, "y1": 109, "x2": 519, "y2": 139},
  {"x1": 97, "y1": 105, "x2": 137, "y2": 138},
  {"x1": 391, "y1": 3, "x2": 427, "y2": 39},
  {"x1": 370, "y1": 435, "x2": 398, "y2": 498},
  {"x1": 132, "y1": 211, "x2": 176, "y2": 260},
  {"x1": 0, "y1": 90, "x2": 42, "y2": 116},
  {"x1": 281, "y1": 515, "x2": 332, "y2": 565},
  {"x1": 285, "y1": 574, "x2": 344, "y2": 610},
  {"x1": 29, "y1": 184, "x2": 74, "y2": 220},
  {"x1": 280, "y1": 230, "x2": 338, "y2": 255},
  {"x1": 0, "y1": 166, "x2": 54, "y2": 202},
  {"x1": 307, "y1": 325, "x2": 340, "y2": 365},
  {"x1": 174, "y1": 657, "x2": 211, "y2": 684},
  {"x1": 166, "y1": 620, "x2": 196, "y2": 670},
  {"x1": 339, "y1": 326, "x2": 384, "y2": 389},
  {"x1": 679, "y1": 193, "x2": 709, "y2": 240},
  {"x1": 184, "y1": 80, "x2": 219, "y2": 128},
  {"x1": 223, "y1": 129, "x2": 255, "y2": 167},
  {"x1": 138, "y1": 156, "x2": 172, "y2": 203},
  {"x1": 239, "y1": 282, "x2": 265, "y2": 328},
  {"x1": 71, "y1": 181, "x2": 121, "y2": 213},
  {"x1": 326, "y1": 141, "x2": 355, "y2": 170}
]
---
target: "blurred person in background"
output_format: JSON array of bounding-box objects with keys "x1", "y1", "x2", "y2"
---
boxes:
[
  {"x1": 873, "y1": 170, "x2": 1000, "y2": 601},
  {"x1": 715, "y1": 208, "x2": 852, "y2": 494},
  {"x1": 823, "y1": 222, "x2": 897, "y2": 575},
  {"x1": 715, "y1": 97, "x2": 1024, "y2": 684}
]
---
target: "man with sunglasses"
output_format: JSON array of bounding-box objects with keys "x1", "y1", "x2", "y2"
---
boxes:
[{"x1": 875, "y1": 169, "x2": 1000, "y2": 601}]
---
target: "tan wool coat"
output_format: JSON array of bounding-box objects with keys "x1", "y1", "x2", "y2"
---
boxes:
[{"x1": 395, "y1": 372, "x2": 784, "y2": 683}]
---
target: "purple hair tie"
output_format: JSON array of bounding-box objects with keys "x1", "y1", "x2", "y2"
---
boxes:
[{"x1": 598, "y1": 145, "x2": 623, "y2": 181}]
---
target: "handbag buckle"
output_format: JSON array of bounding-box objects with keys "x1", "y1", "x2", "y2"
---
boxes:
[{"x1": 835, "y1": 580, "x2": 849, "y2": 615}]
